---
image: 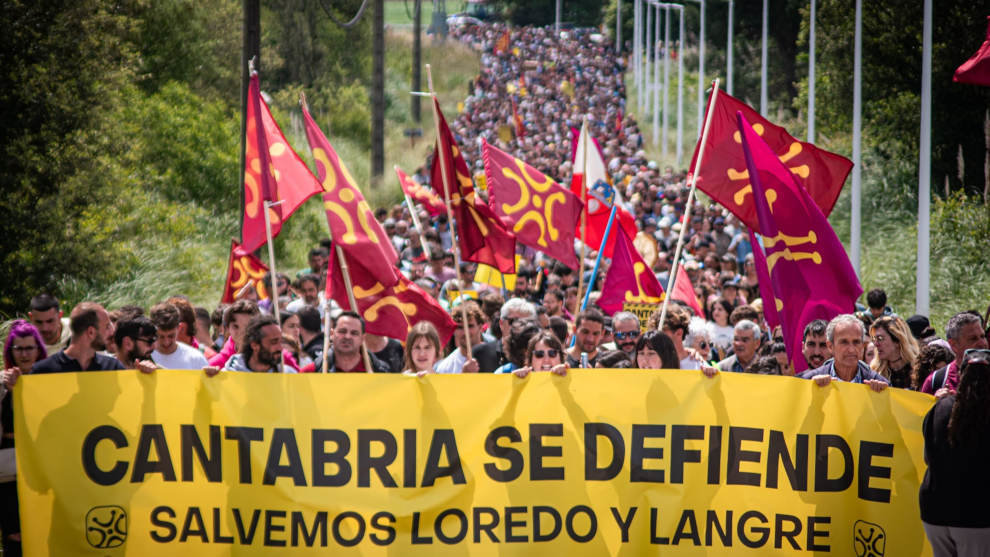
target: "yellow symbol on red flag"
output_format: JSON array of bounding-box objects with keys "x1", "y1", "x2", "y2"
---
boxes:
[
  {"x1": 725, "y1": 124, "x2": 811, "y2": 209},
  {"x1": 624, "y1": 262, "x2": 665, "y2": 304},
  {"x1": 499, "y1": 159, "x2": 566, "y2": 248}
]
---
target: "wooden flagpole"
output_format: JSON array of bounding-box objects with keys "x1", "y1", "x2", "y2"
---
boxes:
[
  {"x1": 262, "y1": 199, "x2": 284, "y2": 374},
  {"x1": 426, "y1": 64, "x2": 472, "y2": 353},
  {"x1": 574, "y1": 117, "x2": 590, "y2": 326},
  {"x1": 301, "y1": 93, "x2": 375, "y2": 374},
  {"x1": 659, "y1": 78, "x2": 720, "y2": 327}
]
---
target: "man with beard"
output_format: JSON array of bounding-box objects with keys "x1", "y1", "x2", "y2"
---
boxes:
[
  {"x1": 32, "y1": 302, "x2": 125, "y2": 373},
  {"x1": 223, "y1": 315, "x2": 291, "y2": 373},
  {"x1": 315, "y1": 312, "x2": 392, "y2": 373},
  {"x1": 801, "y1": 319, "x2": 831, "y2": 370},
  {"x1": 611, "y1": 312, "x2": 641, "y2": 357},
  {"x1": 113, "y1": 316, "x2": 160, "y2": 374},
  {"x1": 565, "y1": 309, "x2": 605, "y2": 368}
]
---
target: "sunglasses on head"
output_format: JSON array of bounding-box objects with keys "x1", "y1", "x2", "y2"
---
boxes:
[
  {"x1": 615, "y1": 330, "x2": 640, "y2": 341},
  {"x1": 533, "y1": 349, "x2": 559, "y2": 359},
  {"x1": 963, "y1": 348, "x2": 990, "y2": 366}
]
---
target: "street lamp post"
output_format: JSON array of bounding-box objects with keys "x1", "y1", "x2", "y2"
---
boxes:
[{"x1": 760, "y1": 0, "x2": 768, "y2": 116}]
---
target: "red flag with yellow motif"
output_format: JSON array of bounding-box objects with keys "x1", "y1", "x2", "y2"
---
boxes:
[
  {"x1": 688, "y1": 92, "x2": 852, "y2": 231},
  {"x1": 221, "y1": 240, "x2": 270, "y2": 303},
  {"x1": 430, "y1": 98, "x2": 516, "y2": 273},
  {"x1": 597, "y1": 227, "x2": 664, "y2": 316},
  {"x1": 302, "y1": 102, "x2": 400, "y2": 286},
  {"x1": 483, "y1": 140, "x2": 582, "y2": 269},
  {"x1": 511, "y1": 99, "x2": 526, "y2": 138},
  {"x1": 241, "y1": 73, "x2": 323, "y2": 253},
  {"x1": 327, "y1": 248, "x2": 457, "y2": 344},
  {"x1": 396, "y1": 166, "x2": 446, "y2": 217}
]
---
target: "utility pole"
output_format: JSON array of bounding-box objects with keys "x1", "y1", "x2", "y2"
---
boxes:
[
  {"x1": 412, "y1": 0, "x2": 422, "y2": 123},
  {"x1": 371, "y1": 0, "x2": 385, "y2": 186},
  {"x1": 241, "y1": 0, "x2": 261, "y2": 243}
]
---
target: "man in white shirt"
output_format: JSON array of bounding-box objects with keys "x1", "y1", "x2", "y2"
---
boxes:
[{"x1": 149, "y1": 302, "x2": 209, "y2": 369}]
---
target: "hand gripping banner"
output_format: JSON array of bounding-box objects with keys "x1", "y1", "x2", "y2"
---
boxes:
[{"x1": 16, "y1": 371, "x2": 932, "y2": 556}]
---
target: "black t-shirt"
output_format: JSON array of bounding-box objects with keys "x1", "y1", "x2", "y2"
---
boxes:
[
  {"x1": 566, "y1": 351, "x2": 599, "y2": 369},
  {"x1": 472, "y1": 340, "x2": 505, "y2": 373},
  {"x1": 31, "y1": 350, "x2": 126, "y2": 374},
  {"x1": 373, "y1": 338, "x2": 404, "y2": 373}
]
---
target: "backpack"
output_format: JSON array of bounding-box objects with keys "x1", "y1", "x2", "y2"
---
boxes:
[{"x1": 931, "y1": 365, "x2": 948, "y2": 391}]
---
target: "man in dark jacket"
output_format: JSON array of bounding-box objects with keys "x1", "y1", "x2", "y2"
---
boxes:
[{"x1": 797, "y1": 314, "x2": 889, "y2": 391}]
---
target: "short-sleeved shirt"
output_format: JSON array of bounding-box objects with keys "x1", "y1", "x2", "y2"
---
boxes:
[
  {"x1": 32, "y1": 350, "x2": 126, "y2": 373},
  {"x1": 152, "y1": 342, "x2": 209, "y2": 369}
]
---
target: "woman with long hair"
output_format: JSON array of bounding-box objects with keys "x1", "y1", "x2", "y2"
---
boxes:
[
  {"x1": 402, "y1": 322, "x2": 442, "y2": 376},
  {"x1": 634, "y1": 330, "x2": 680, "y2": 370},
  {"x1": 512, "y1": 331, "x2": 567, "y2": 378},
  {"x1": 705, "y1": 298, "x2": 734, "y2": 356},
  {"x1": 1, "y1": 320, "x2": 48, "y2": 557},
  {"x1": 919, "y1": 349, "x2": 990, "y2": 554},
  {"x1": 870, "y1": 316, "x2": 921, "y2": 389}
]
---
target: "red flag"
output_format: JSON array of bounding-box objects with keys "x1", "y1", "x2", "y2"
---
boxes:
[
  {"x1": 737, "y1": 112, "x2": 862, "y2": 372},
  {"x1": 954, "y1": 16, "x2": 990, "y2": 87},
  {"x1": 597, "y1": 227, "x2": 664, "y2": 315},
  {"x1": 672, "y1": 264, "x2": 704, "y2": 319},
  {"x1": 221, "y1": 240, "x2": 270, "y2": 303},
  {"x1": 430, "y1": 98, "x2": 517, "y2": 273},
  {"x1": 241, "y1": 73, "x2": 323, "y2": 253},
  {"x1": 688, "y1": 92, "x2": 852, "y2": 231},
  {"x1": 569, "y1": 123, "x2": 638, "y2": 258},
  {"x1": 396, "y1": 165, "x2": 446, "y2": 217},
  {"x1": 302, "y1": 103, "x2": 400, "y2": 287},
  {"x1": 511, "y1": 99, "x2": 526, "y2": 138},
  {"x1": 483, "y1": 140, "x2": 583, "y2": 269},
  {"x1": 327, "y1": 248, "x2": 457, "y2": 344}
]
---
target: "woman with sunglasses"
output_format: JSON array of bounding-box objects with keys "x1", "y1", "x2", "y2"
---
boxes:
[
  {"x1": 920, "y1": 348, "x2": 990, "y2": 554},
  {"x1": 1, "y1": 320, "x2": 48, "y2": 557},
  {"x1": 634, "y1": 330, "x2": 680, "y2": 370},
  {"x1": 870, "y1": 316, "x2": 921, "y2": 390},
  {"x1": 511, "y1": 332, "x2": 567, "y2": 378},
  {"x1": 686, "y1": 317, "x2": 718, "y2": 364}
]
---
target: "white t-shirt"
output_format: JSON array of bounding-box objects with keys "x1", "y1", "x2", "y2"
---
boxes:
[
  {"x1": 680, "y1": 355, "x2": 704, "y2": 370},
  {"x1": 152, "y1": 342, "x2": 209, "y2": 370},
  {"x1": 707, "y1": 322, "x2": 734, "y2": 355}
]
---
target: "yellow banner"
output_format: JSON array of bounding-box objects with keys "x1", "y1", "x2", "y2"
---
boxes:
[{"x1": 16, "y1": 370, "x2": 933, "y2": 556}]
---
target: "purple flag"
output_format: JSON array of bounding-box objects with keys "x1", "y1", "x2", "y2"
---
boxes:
[
  {"x1": 748, "y1": 229, "x2": 779, "y2": 330},
  {"x1": 736, "y1": 112, "x2": 862, "y2": 373}
]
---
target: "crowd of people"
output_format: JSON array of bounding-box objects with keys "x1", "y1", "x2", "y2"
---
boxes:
[{"x1": 0, "y1": 22, "x2": 988, "y2": 557}]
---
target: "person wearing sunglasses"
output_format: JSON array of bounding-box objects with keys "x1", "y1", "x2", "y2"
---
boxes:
[
  {"x1": 511, "y1": 332, "x2": 567, "y2": 378},
  {"x1": 611, "y1": 312, "x2": 641, "y2": 357},
  {"x1": 922, "y1": 312, "x2": 990, "y2": 397},
  {"x1": 0, "y1": 320, "x2": 48, "y2": 557},
  {"x1": 919, "y1": 348, "x2": 990, "y2": 554},
  {"x1": 112, "y1": 316, "x2": 160, "y2": 374}
]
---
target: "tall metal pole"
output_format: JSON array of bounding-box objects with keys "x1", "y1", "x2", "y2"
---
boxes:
[
  {"x1": 760, "y1": 0, "x2": 768, "y2": 117},
  {"x1": 240, "y1": 0, "x2": 261, "y2": 244},
  {"x1": 556, "y1": 0, "x2": 562, "y2": 34},
  {"x1": 635, "y1": 0, "x2": 642, "y2": 112},
  {"x1": 676, "y1": 5, "x2": 684, "y2": 167},
  {"x1": 616, "y1": 0, "x2": 622, "y2": 53},
  {"x1": 412, "y1": 0, "x2": 422, "y2": 123},
  {"x1": 652, "y1": 3, "x2": 660, "y2": 144},
  {"x1": 916, "y1": 0, "x2": 932, "y2": 315},
  {"x1": 726, "y1": 0, "x2": 734, "y2": 95},
  {"x1": 646, "y1": 1, "x2": 653, "y2": 118},
  {"x1": 662, "y1": 4, "x2": 671, "y2": 160},
  {"x1": 371, "y1": 0, "x2": 385, "y2": 186},
  {"x1": 851, "y1": 0, "x2": 862, "y2": 274},
  {"x1": 807, "y1": 0, "x2": 816, "y2": 142},
  {"x1": 688, "y1": 0, "x2": 705, "y2": 137}
]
